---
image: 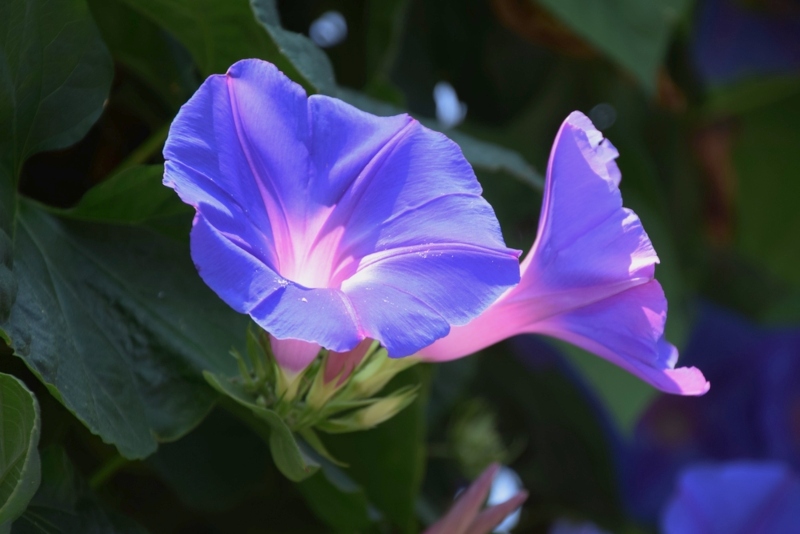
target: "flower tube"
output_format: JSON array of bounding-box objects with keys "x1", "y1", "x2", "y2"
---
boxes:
[{"x1": 420, "y1": 112, "x2": 708, "y2": 396}]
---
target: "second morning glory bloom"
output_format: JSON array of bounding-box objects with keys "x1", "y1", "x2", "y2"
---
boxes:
[
  {"x1": 420, "y1": 112, "x2": 708, "y2": 396},
  {"x1": 626, "y1": 304, "x2": 800, "y2": 523},
  {"x1": 661, "y1": 462, "x2": 800, "y2": 534},
  {"x1": 163, "y1": 59, "x2": 520, "y2": 373}
]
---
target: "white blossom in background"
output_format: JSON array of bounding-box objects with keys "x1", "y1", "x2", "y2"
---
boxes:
[
  {"x1": 309, "y1": 11, "x2": 347, "y2": 48},
  {"x1": 434, "y1": 81, "x2": 467, "y2": 129},
  {"x1": 487, "y1": 466, "x2": 524, "y2": 533}
]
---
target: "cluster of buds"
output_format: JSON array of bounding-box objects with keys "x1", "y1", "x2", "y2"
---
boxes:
[{"x1": 230, "y1": 325, "x2": 419, "y2": 437}]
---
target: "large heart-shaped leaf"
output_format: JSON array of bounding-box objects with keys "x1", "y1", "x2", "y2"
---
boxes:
[
  {"x1": 0, "y1": 0, "x2": 247, "y2": 459},
  {"x1": 6, "y1": 203, "x2": 246, "y2": 458},
  {"x1": 534, "y1": 0, "x2": 690, "y2": 92},
  {"x1": 11, "y1": 447, "x2": 146, "y2": 533},
  {"x1": 0, "y1": 373, "x2": 40, "y2": 527},
  {"x1": 0, "y1": 0, "x2": 113, "y2": 186}
]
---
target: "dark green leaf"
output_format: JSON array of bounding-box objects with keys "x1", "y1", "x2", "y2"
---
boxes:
[
  {"x1": 63, "y1": 165, "x2": 192, "y2": 225},
  {"x1": 249, "y1": 0, "x2": 337, "y2": 93},
  {"x1": 735, "y1": 93, "x2": 800, "y2": 288},
  {"x1": 703, "y1": 76, "x2": 800, "y2": 118},
  {"x1": 534, "y1": 0, "x2": 690, "y2": 92},
  {"x1": 296, "y1": 461, "x2": 377, "y2": 533},
  {"x1": 0, "y1": 0, "x2": 113, "y2": 186},
  {"x1": 11, "y1": 447, "x2": 146, "y2": 534},
  {"x1": 115, "y1": 0, "x2": 291, "y2": 78},
  {"x1": 0, "y1": 373, "x2": 40, "y2": 526},
  {"x1": 204, "y1": 372, "x2": 319, "y2": 482},
  {"x1": 322, "y1": 365, "x2": 430, "y2": 533},
  {"x1": 86, "y1": 0, "x2": 197, "y2": 109},
  {"x1": 148, "y1": 408, "x2": 268, "y2": 512},
  {"x1": 3, "y1": 202, "x2": 246, "y2": 458}
]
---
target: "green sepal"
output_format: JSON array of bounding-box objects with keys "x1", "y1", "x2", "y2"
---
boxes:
[
  {"x1": 298, "y1": 427, "x2": 347, "y2": 468},
  {"x1": 317, "y1": 385, "x2": 419, "y2": 434}
]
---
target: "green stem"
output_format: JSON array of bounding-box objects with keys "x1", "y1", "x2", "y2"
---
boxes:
[
  {"x1": 89, "y1": 454, "x2": 129, "y2": 490},
  {"x1": 111, "y1": 123, "x2": 170, "y2": 175}
]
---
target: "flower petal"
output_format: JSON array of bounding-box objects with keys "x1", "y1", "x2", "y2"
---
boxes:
[
  {"x1": 532, "y1": 281, "x2": 709, "y2": 395},
  {"x1": 661, "y1": 462, "x2": 800, "y2": 534},
  {"x1": 519, "y1": 111, "x2": 657, "y2": 312}
]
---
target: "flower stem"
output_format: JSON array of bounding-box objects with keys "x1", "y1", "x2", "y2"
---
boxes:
[
  {"x1": 111, "y1": 123, "x2": 170, "y2": 175},
  {"x1": 89, "y1": 454, "x2": 129, "y2": 490}
]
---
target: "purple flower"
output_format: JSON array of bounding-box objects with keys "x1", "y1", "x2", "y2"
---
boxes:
[
  {"x1": 661, "y1": 462, "x2": 800, "y2": 534},
  {"x1": 163, "y1": 59, "x2": 520, "y2": 373},
  {"x1": 692, "y1": 0, "x2": 800, "y2": 87},
  {"x1": 626, "y1": 304, "x2": 800, "y2": 523},
  {"x1": 419, "y1": 112, "x2": 708, "y2": 396}
]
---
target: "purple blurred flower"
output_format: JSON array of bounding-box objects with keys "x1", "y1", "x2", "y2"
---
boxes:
[
  {"x1": 419, "y1": 112, "x2": 708, "y2": 396},
  {"x1": 661, "y1": 462, "x2": 800, "y2": 534},
  {"x1": 163, "y1": 59, "x2": 520, "y2": 373},
  {"x1": 626, "y1": 304, "x2": 800, "y2": 523},
  {"x1": 759, "y1": 329, "x2": 800, "y2": 468},
  {"x1": 692, "y1": 0, "x2": 800, "y2": 87}
]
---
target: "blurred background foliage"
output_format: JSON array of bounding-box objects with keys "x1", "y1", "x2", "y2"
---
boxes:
[{"x1": 1, "y1": 0, "x2": 800, "y2": 532}]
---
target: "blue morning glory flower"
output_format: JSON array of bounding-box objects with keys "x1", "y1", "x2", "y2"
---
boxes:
[{"x1": 162, "y1": 59, "x2": 520, "y2": 373}]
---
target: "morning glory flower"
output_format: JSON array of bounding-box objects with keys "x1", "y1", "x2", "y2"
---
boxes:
[
  {"x1": 163, "y1": 59, "x2": 520, "y2": 374},
  {"x1": 661, "y1": 462, "x2": 800, "y2": 534},
  {"x1": 692, "y1": 0, "x2": 800, "y2": 87},
  {"x1": 626, "y1": 304, "x2": 800, "y2": 522},
  {"x1": 419, "y1": 112, "x2": 708, "y2": 396}
]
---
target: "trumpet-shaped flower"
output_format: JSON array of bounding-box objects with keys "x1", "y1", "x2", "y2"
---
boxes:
[
  {"x1": 661, "y1": 462, "x2": 800, "y2": 534},
  {"x1": 420, "y1": 112, "x2": 708, "y2": 396},
  {"x1": 163, "y1": 59, "x2": 520, "y2": 373}
]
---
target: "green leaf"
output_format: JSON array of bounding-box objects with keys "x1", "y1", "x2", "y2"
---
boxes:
[
  {"x1": 114, "y1": 0, "x2": 292, "y2": 78},
  {"x1": 63, "y1": 165, "x2": 192, "y2": 225},
  {"x1": 148, "y1": 408, "x2": 269, "y2": 511},
  {"x1": 4, "y1": 202, "x2": 247, "y2": 458},
  {"x1": 322, "y1": 365, "x2": 430, "y2": 533},
  {"x1": 0, "y1": 373, "x2": 40, "y2": 527},
  {"x1": 702, "y1": 76, "x2": 800, "y2": 118},
  {"x1": 11, "y1": 447, "x2": 146, "y2": 533},
  {"x1": 296, "y1": 459, "x2": 378, "y2": 533},
  {"x1": 534, "y1": 0, "x2": 690, "y2": 92},
  {"x1": 0, "y1": 0, "x2": 113, "y2": 186},
  {"x1": 249, "y1": 0, "x2": 337, "y2": 93},
  {"x1": 86, "y1": 0, "x2": 197, "y2": 109},
  {"x1": 735, "y1": 93, "x2": 800, "y2": 289},
  {"x1": 204, "y1": 372, "x2": 319, "y2": 482}
]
